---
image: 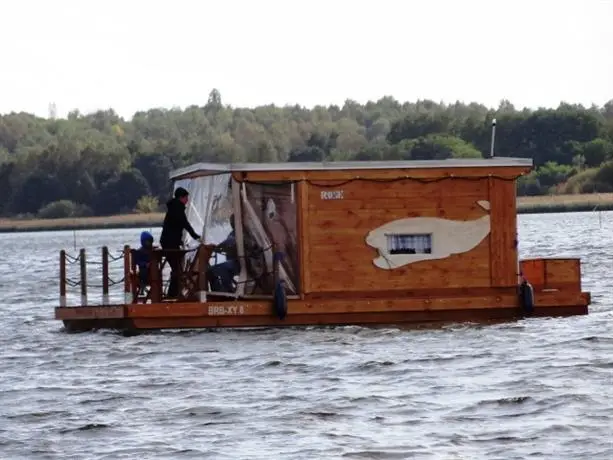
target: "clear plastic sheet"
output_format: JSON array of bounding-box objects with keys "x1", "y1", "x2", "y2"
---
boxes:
[{"x1": 240, "y1": 182, "x2": 298, "y2": 295}]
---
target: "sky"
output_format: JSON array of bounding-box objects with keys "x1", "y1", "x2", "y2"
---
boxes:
[{"x1": 0, "y1": 0, "x2": 611, "y2": 119}]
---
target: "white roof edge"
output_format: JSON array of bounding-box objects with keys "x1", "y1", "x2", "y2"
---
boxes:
[{"x1": 169, "y1": 157, "x2": 533, "y2": 180}]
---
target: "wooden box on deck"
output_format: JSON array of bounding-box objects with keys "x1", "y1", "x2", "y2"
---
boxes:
[{"x1": 520, "y1": 258, "x2": 582, "y2": 292}]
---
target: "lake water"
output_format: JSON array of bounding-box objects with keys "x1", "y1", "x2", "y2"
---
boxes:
[{"x1": 1, "y1": 212, "x2": 612, "y2": 459}]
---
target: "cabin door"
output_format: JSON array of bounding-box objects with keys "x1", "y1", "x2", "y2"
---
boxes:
[{"x1": 237, "y1": 180, "x2": 299, "y2": 296}]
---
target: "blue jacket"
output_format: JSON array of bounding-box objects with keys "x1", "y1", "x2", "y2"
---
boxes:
[{"x1": 134, "y1": 231, "x2": 154, "y2": 272}]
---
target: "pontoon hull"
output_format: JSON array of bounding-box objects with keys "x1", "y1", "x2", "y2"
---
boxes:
[{"x1": 55, "y1": 288, "x2": 590, "y2": 333}]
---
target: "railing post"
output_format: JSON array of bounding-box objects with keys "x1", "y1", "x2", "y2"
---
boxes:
[
  {"x1": 59, "y1": 250, "x2": 67, "y2": 307},
  {"x1": 177, "y1": 249, "x2": 184, "y2": 298},
  {"x1": 197, "y1": 244, "x2": 207, "y2": 303},
  {"x1": 102, "y1": 246, "x2": 110, "y2": 305},
  {"x1": 123, "y1": 245, "x2": 131, "y2": 304},
  {"x1": 130, "y1": 246, "x2": 138, "y2": 303},
  {"x1": 79, "y1": 248, "x2": 87, "y2": 306},
  {"x1": 149, "y1": 250, "x2": 162, "y2": 303}
]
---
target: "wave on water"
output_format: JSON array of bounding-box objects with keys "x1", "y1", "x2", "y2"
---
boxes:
[{"x1": 0, "y1": 213, "x2": 612, "y2": 459}]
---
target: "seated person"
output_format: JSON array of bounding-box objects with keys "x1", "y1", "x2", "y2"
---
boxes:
[
  {"x1": 208, "y1": 216, "x2": 240, "y2": 293},
  {"x1": 132, "y1": 231, "x2": 155, "y2": 289}
]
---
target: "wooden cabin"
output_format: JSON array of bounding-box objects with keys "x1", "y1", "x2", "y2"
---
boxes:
[{"x1": 54, "y1": 158, "x2": 591, "y2": 332}]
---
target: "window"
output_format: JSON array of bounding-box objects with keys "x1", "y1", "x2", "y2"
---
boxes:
[{"x1": 386, "y1": 233, "x2": 432, "y2": 255}]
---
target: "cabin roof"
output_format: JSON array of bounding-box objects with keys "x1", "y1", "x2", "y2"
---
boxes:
[{"x1": 169, "y1": 157, "x2": 533, "y2": 180}]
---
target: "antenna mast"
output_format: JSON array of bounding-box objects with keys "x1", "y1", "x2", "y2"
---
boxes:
[
  {"x1": 489, "y1": 118, "x2": 497, "y2": 158},
  {"x1": 48, "y1": 102, "x2": 57, "y2": 120}
]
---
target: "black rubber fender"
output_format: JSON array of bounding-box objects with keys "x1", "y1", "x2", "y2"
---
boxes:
[
  {"x1": 273, "y1": 280, "x2": 288, "y2": 320},
  {"x1": 519, "y1": 280, "x2": 535, "y2": 315}
]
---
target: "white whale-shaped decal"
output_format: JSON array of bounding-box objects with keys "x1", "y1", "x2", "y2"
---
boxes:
[{"x1": 365, "y1": 200, "x2": 491, "y2": 269}]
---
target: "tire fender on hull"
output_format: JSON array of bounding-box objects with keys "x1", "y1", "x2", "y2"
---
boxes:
[
  {"x1": 519, "y1": 280, "x2": 535, "y2": 316},
  {"x1": 273, "y1": 280, "x2": 288, "y2": 320}
]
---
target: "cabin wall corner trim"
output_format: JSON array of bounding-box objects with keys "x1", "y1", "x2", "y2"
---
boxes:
[
  {"x1": 488, "y1": 177, "x2": 518, "y2": 287},
  {"x1": 297, "y1": 181, "x2": 311, "y2": 295}
]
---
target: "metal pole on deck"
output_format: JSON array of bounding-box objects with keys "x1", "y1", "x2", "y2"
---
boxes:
[
  {"x1": 201, "y1": 178, "x2": 216, "y2": 244},
  {"x1": 102, "y1": 246, "x2": 110, "y2": 305},
  {"x1": 197, "y1": 244, "x2": 207, "y2": 303},
  {"x1": 79, "y1": 248, "x2": 87, "y2": 306},
  {"x1": 123, "y1": 245, "x2": 132, "y2": 304},
  {"x1": 149, "y1": 250, "x2": 162, "y2": 303},
  {"x1": 59, "y1": 250, "x2": 67, "y2": 307},
  {"x1": 489, "y1": 118, "x2": 497, "y2": 158}
]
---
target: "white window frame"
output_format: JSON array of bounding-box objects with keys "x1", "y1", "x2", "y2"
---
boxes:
[{"x1": 385, "y1": 233, "x2": 433, "y2": 255}]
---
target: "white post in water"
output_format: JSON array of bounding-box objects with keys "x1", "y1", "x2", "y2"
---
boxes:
[{"x1": 489, "y1": 118, "x2": 497, "y2": 158}]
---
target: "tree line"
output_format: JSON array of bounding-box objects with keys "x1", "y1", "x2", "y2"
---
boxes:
[{"x1": 1, "y1": 89, "x2": 612, "y2": 218}]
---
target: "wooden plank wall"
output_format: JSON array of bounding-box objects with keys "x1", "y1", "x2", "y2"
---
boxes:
[
  {"x1": 488, "y1": 178, "x2": 518, "y2": 287},
  {"x1": 520, "y1": 258, "x2": 581, "y2": 292},
  {"x1": 303, "y1": 177, "x2": 494, "y2": 293}
]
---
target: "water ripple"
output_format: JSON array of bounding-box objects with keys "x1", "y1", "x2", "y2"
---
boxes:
[{"x1": 0, "y1": 215, "x2": 612, "y2": 459}]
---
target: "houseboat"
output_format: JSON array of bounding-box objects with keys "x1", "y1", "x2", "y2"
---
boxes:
[{"x1": 54, "y1": 158, "x2": 591, "y2": 332}]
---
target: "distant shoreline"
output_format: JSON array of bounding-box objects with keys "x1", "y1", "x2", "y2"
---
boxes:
[{"x1": 2, "y1": 193, "x2": 613, "y2": 234}]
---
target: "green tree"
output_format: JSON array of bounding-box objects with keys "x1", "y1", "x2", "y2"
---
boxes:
[
  {"x1": 287, "y1": 146, "x2": 325, "y2": 162},
  {"x1": 38, "y1": 200, "x2": 93, "y2": 218},
  {"x1": 135, "y1": 195, "x2": 160, "y2": 213},
  {"x1": 1, "y1": 91, "x2": 612, "y2": 217},
  {"x1": 18, "y1": 173, "x2": 68, "y2": 214},
  {"x1": 133, "y1": 153, "x2": 173, "y2": 200},
  {"x1": 534, "y1": 161, "x2": 575, "y2": 190},
  {"x1": 581, "y1": 138, "x2": 613, "y2": 167},
  {"x1": 96, "y1": 169, "x2": 151, "y2": 215}
]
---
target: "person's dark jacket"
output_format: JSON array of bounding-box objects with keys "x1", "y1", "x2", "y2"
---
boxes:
[
  {"x1": 218, "y1": 231, "x2": 239, "y2": 266},
  {"x1": 160, "y1": 198, "x2": 200, "y2": 248}
]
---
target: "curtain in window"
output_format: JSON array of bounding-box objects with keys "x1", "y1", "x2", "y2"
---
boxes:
[{"x1": 386, "y1": 234, "x2": 432, "y2": 255}]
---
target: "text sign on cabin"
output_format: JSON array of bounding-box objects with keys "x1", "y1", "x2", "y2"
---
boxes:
[{"x1": 320, "y1": 190, "x2": 344, "y2": 200}]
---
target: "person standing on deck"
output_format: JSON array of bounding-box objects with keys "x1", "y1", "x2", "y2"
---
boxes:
[{"x1": 160, "y1": 187, "x2": 201, "y2": 298}]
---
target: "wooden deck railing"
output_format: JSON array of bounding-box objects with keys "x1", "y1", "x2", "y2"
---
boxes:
[
  {"x1": 58, "y1": 246, "x2": 131, "y2": 307},
  {"x1": 124, "y1": 244, "x2": 215, "y2": 304},
  {"x1": 57, "y1": 242, "x2": 275, "y2": 306}
]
